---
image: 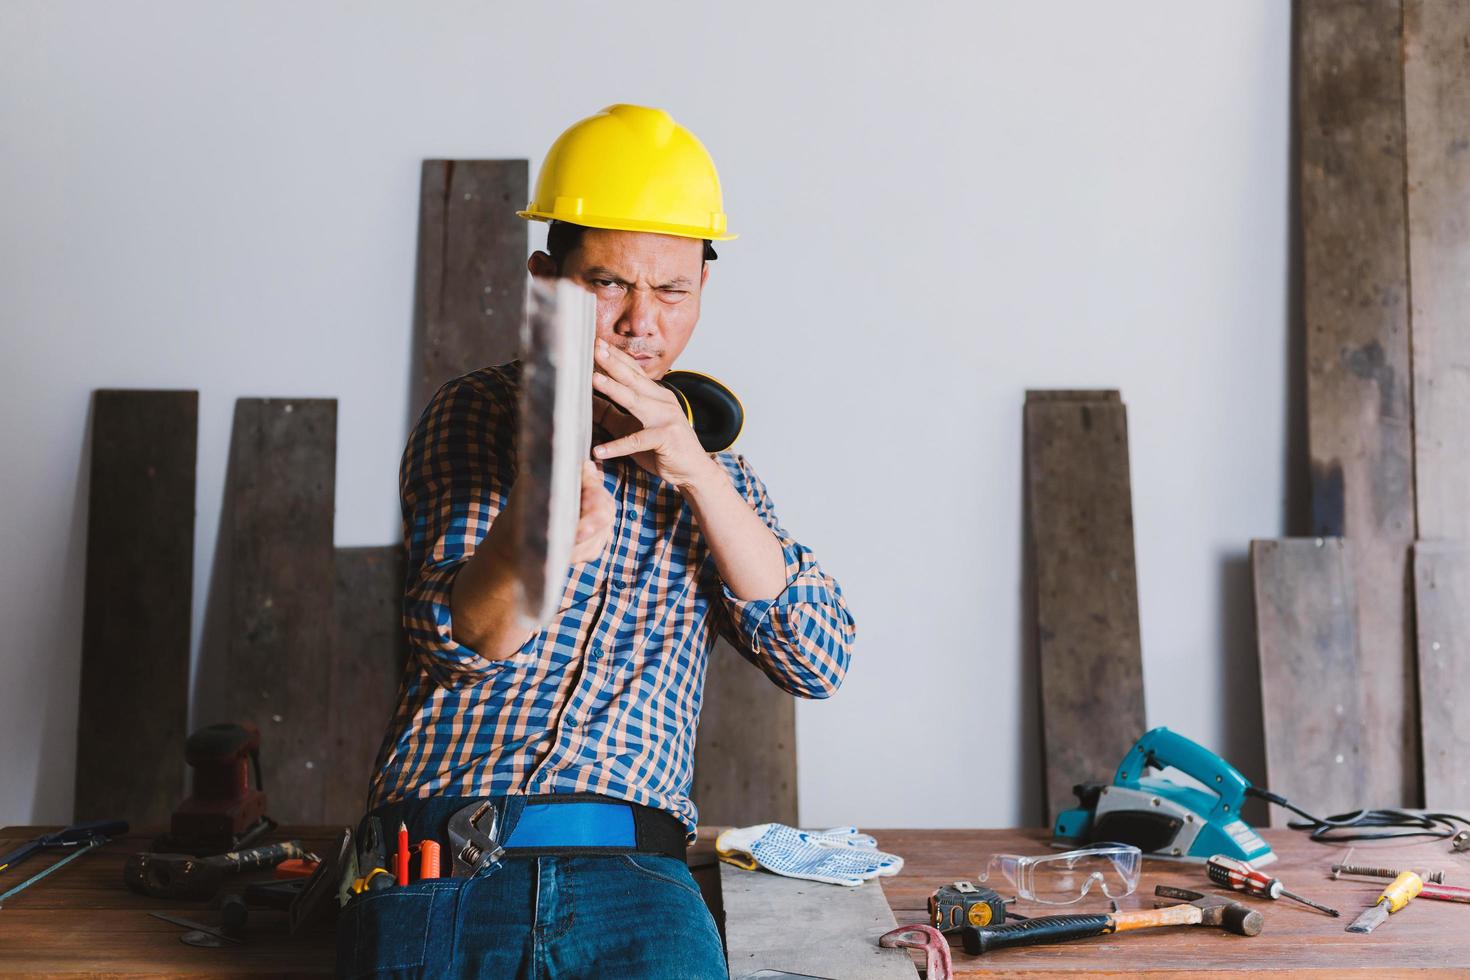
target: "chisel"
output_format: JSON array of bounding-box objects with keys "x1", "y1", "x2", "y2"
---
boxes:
[{"x1": 1345, "y1": 871, "x2": 1422, "y2": 934}]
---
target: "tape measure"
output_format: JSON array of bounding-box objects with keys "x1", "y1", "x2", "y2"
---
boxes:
[{"x1": 929, "y1": 881, "x2": 1008, "y2": 932}]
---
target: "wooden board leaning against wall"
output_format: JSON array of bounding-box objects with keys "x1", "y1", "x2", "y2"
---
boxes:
[
  {"x1": 1024, "y1": 390, "x2": 1146, "y2": 824},
  {"x1": 74, "y1": 391, "x2": 197, "y2": 826},
  {"x1": 1297, "y1": 0, "x2": 1417, "y2": 807},
  {"x1": 1403, "y1": 0, "x2": 1470, "y2": 811}
]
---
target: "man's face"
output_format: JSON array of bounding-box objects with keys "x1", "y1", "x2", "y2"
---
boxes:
[{"x1": 530, "y1": 228, "x2": 709, "y2": 380}]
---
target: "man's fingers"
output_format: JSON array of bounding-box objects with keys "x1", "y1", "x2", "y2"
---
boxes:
[
  {"x1": 590, "y1": 370, "x2": 647, "y2": 418},
  {"x1": 594, "y1": 397, "x2": 642, "y2": 440},
  {"x1": 594, "y1": 338, "x2": 659, "y2": 390},
  {"x1": 592, "y1": 426, "x2": 659, "y2": 461}
]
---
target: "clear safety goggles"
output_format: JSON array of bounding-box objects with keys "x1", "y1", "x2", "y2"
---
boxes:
[{"x1": 979, "y1": 843, "x2": 1142, "y2": 905}]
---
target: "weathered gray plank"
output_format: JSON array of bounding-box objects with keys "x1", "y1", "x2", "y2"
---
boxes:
[
  {"x1": 1024, "y1": 389, "x2": 1146, "y2": 823},
  {"x1": 1413, "y1": 541, "x2": 1470, "y2": 810},
  {"x1": 1250, "y1": 538, "x2": 1369, "y2": 827},
  {"x1": 226, "y1": 398, "x2": 336, "y2": 824},
  {"x1": 325, "y1": 545, "x2": 409, "y2": 823},
  {"x1": 1406, "y1": 1, "x2": 1470, "y2": 542},
  {"x1": 693, "y1": 639, "x2": 798, "y2": 827},
  {"x1": 74, "y1": 390, "x2": 197, "y2": 824},
  {"x1": 1299, "y1": 0, "x2": 1418, "y2": 807},
  {"x1": 720, "y1": 864, "x2": 914, "y2": 980},
  {"x1": 412, "y1": 159, "x2": 528, "y2": 417}
]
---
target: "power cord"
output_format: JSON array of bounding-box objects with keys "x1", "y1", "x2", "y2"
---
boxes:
[{"x1": 1246, "y1": 787, "x2": 1470, "y2": 843}]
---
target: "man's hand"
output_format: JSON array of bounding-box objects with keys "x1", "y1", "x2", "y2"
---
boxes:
[
  {"x1": 452, "y1": 460, "x2": 613, "y2": 660},
  {"x1": 486, "y1": 460, "x2": 614, "y2": 567},
  {"x1": 591, "y1": 339, "x2": 721, "y2": 492},
  {"x1": 569, "y1": 459, "x2": 615, "y2": 564}
]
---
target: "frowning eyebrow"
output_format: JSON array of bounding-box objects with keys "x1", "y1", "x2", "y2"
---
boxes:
[
  {"x1": 581, "y1": 266, "x2": 631, "y2": 285},
  {"x1": 581, "y1": 266, "x2": 692, "y2": 289}
]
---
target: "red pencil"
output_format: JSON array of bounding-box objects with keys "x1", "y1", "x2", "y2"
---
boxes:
[{"x1": 396, "y1": 821, "x2": 410, "y2": 885}]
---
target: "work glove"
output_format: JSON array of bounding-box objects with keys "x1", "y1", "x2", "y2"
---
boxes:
[{"x1": 715, "y1": 823, "x2": 903, "y2": 887}]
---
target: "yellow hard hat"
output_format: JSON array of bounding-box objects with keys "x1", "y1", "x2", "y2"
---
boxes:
[{"x1": 518, "y1": 104, "x2": 736, "y2": 242}]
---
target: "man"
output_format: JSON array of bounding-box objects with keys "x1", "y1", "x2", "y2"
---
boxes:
[{"x1": 347, "y1": 105, "x2": 855, "y2": 979}]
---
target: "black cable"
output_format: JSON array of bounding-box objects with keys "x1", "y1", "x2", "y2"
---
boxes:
[{"x1": 1246, "y1": 787, "x2": 1470, "y2": 843}]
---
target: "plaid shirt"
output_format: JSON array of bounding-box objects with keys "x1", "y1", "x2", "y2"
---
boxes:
[{"x1": 368, "y1": 362, "x2": 855, "y2": 834}]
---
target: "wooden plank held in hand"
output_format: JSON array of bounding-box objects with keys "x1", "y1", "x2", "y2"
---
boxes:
[
  {"x1": 514, "y1": 277, "x2": 596, "y2": 630},
  {"x1": 1413, "y1": 542, "x2": 1470, "y2": 810},
  {"x1": 1025, "y1": 390, "x2": 1146, "y2": 823},
  {"x1": 1405, "y1": 0, "x2": 1470, "y2": 542},
  {"x1": 325, "y1": 545, "x2": 410, "y2": 823},
  {"x1": 692, "y1": 639, "x2": 798, "y2": 827},
  {"x1": 75, "y1": 390, "x2": 197, "y2": 824},
  {"x1": 1298, "y1": 0, "x2": 1418, "y2": 807},
  {"x1": 1250, "y1": 538, "x2": 1368, "y2": 826},
  {"x1": 412, "y1": 159, "x2": 529, "y2": 418},
  {"x1": 226, "y1": 398, "x2": 336, "y2": 824}
]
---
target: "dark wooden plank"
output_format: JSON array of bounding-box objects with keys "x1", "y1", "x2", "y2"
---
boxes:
[
  {"x1": 721, "y1": 863, "x2": 914, "y2": 980},
  {"x1": 324, "y1": 546, "x2": 409, "y2": 824},
  {"x1": 75, "y1": 390, "x2": 197, "y2": 825},
  {"x1": 1405, "y1": 0, "x2": 1470, "y2": 542},
  {"x1": 411, "y1": 159, "x2": 529, "y2": 417},
  {"x1": 1024, "y1": 390, "x2": 1146, "y2": 823},
  {"x1": 691, "y1": 639, "x2": 798, "y2": 827},
  {"x1": 225, "y1": 398, "x2": 336, "y2": 824},
  {"x1": 1250, "y1": 538, "x2": 1368, "y2": 826},
  {"x1": 1299, "y1": 0, "x2": 1418, "y2": 806},
  {"x1": 1412, "y1": 541, "x2": 1470, "y2": 809},
  {"x1": 1404, "y1": 4, "x2": 1470, "y2": 813}
]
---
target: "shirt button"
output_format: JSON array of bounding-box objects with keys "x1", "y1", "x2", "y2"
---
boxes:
[
  {"x1": 590, "y1": 647, "x2": 603, "y2": 661},
  {"x1": 566, "y1": 714, "x2": 579, "y2": 728},
  {"x1": 627, "y1": 507, "x2": 640, "y2": 520}
]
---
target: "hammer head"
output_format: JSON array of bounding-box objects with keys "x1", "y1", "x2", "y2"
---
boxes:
[{"x1": 1154, "y1": 885, "x2": 1264, "y2": 936}]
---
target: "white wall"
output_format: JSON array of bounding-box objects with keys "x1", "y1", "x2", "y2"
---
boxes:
[{"x1": 0, "y1": 1, "x2": 1292, "y2": 828}]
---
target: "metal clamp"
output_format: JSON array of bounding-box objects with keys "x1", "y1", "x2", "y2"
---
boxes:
[
  {"x1": 1452, "y1": 830, "x2": 1470, "y2": 853},
  {"x1": 448, "y1": 801, "x2": 505, "y2": 878}
]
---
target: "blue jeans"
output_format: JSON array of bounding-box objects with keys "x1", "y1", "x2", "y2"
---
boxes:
[{"x1": 335, "y1": 851, "x2": 727, "y2": 978}]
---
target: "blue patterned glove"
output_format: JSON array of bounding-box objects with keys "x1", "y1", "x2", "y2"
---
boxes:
[{"x1": 715, "y1": 823, "x2": 903, "y2": 887}]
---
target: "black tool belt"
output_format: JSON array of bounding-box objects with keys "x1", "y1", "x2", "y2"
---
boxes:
[{"x1": 364, "y1": 792, "x2": 689, "y2": 879}]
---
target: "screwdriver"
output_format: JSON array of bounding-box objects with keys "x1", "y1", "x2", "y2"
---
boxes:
[
  {"x1": 1345, "y1": 870, "x2": 1422, "y2": 934},
  {"x1": 1206, "y1": 854, "x2": 1340, "y2": 917}
]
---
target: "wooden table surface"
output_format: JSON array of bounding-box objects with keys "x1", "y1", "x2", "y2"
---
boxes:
[
  {"x1": 2, "y1": 824, "x2": 1468, "y2": 977},
  {"x1": 877, "y1": 826, "x2": 1470, "y2": 977}
]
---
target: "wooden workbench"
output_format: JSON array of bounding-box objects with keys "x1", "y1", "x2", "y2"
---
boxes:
[{"x1": 1, "y1": 825, "x2": 1467, "y2": 976}]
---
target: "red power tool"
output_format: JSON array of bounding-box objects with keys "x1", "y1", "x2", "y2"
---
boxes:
[{"x1": 154, "y1": 722, "x2": 273, "y2": 855}]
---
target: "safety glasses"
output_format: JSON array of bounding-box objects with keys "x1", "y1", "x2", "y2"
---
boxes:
[{"x1": 979, "y1": 843, "x2": 1142, "y2": 905}]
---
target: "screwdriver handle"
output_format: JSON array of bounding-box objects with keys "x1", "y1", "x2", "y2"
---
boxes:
[
  {"x1": 1379, "y1": 871, "x2": 1423, "y2": 913},
  {"x1": 1206, "y1": 855, "x2": 1279, "y2": 899}
]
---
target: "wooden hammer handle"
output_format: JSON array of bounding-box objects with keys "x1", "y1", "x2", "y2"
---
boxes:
[{"x1": 1111, "y1": 904, "x2": 1204, "y2": 932}]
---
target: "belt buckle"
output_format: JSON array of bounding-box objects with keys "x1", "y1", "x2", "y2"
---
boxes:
[{"x1": 447, "y1": 801, "x2": 505, "y2": 878}]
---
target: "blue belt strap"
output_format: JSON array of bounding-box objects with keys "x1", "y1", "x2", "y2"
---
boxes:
[{"x1": 502, "y1": 801, "x2": 637, "y2": 849}]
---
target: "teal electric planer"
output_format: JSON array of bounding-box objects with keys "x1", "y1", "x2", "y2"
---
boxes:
[{"x1": 1053, "y1": 727, "x2": 1275, "y2": 865}]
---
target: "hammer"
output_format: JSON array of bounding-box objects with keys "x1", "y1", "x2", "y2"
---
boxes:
[{"x1": 961, "y1": 885, "x2": 1263, "y2": 955}]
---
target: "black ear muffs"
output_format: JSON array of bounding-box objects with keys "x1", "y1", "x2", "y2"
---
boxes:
[{"x1": 659, "y1": 371, "x2": 744, "y2": 453}]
